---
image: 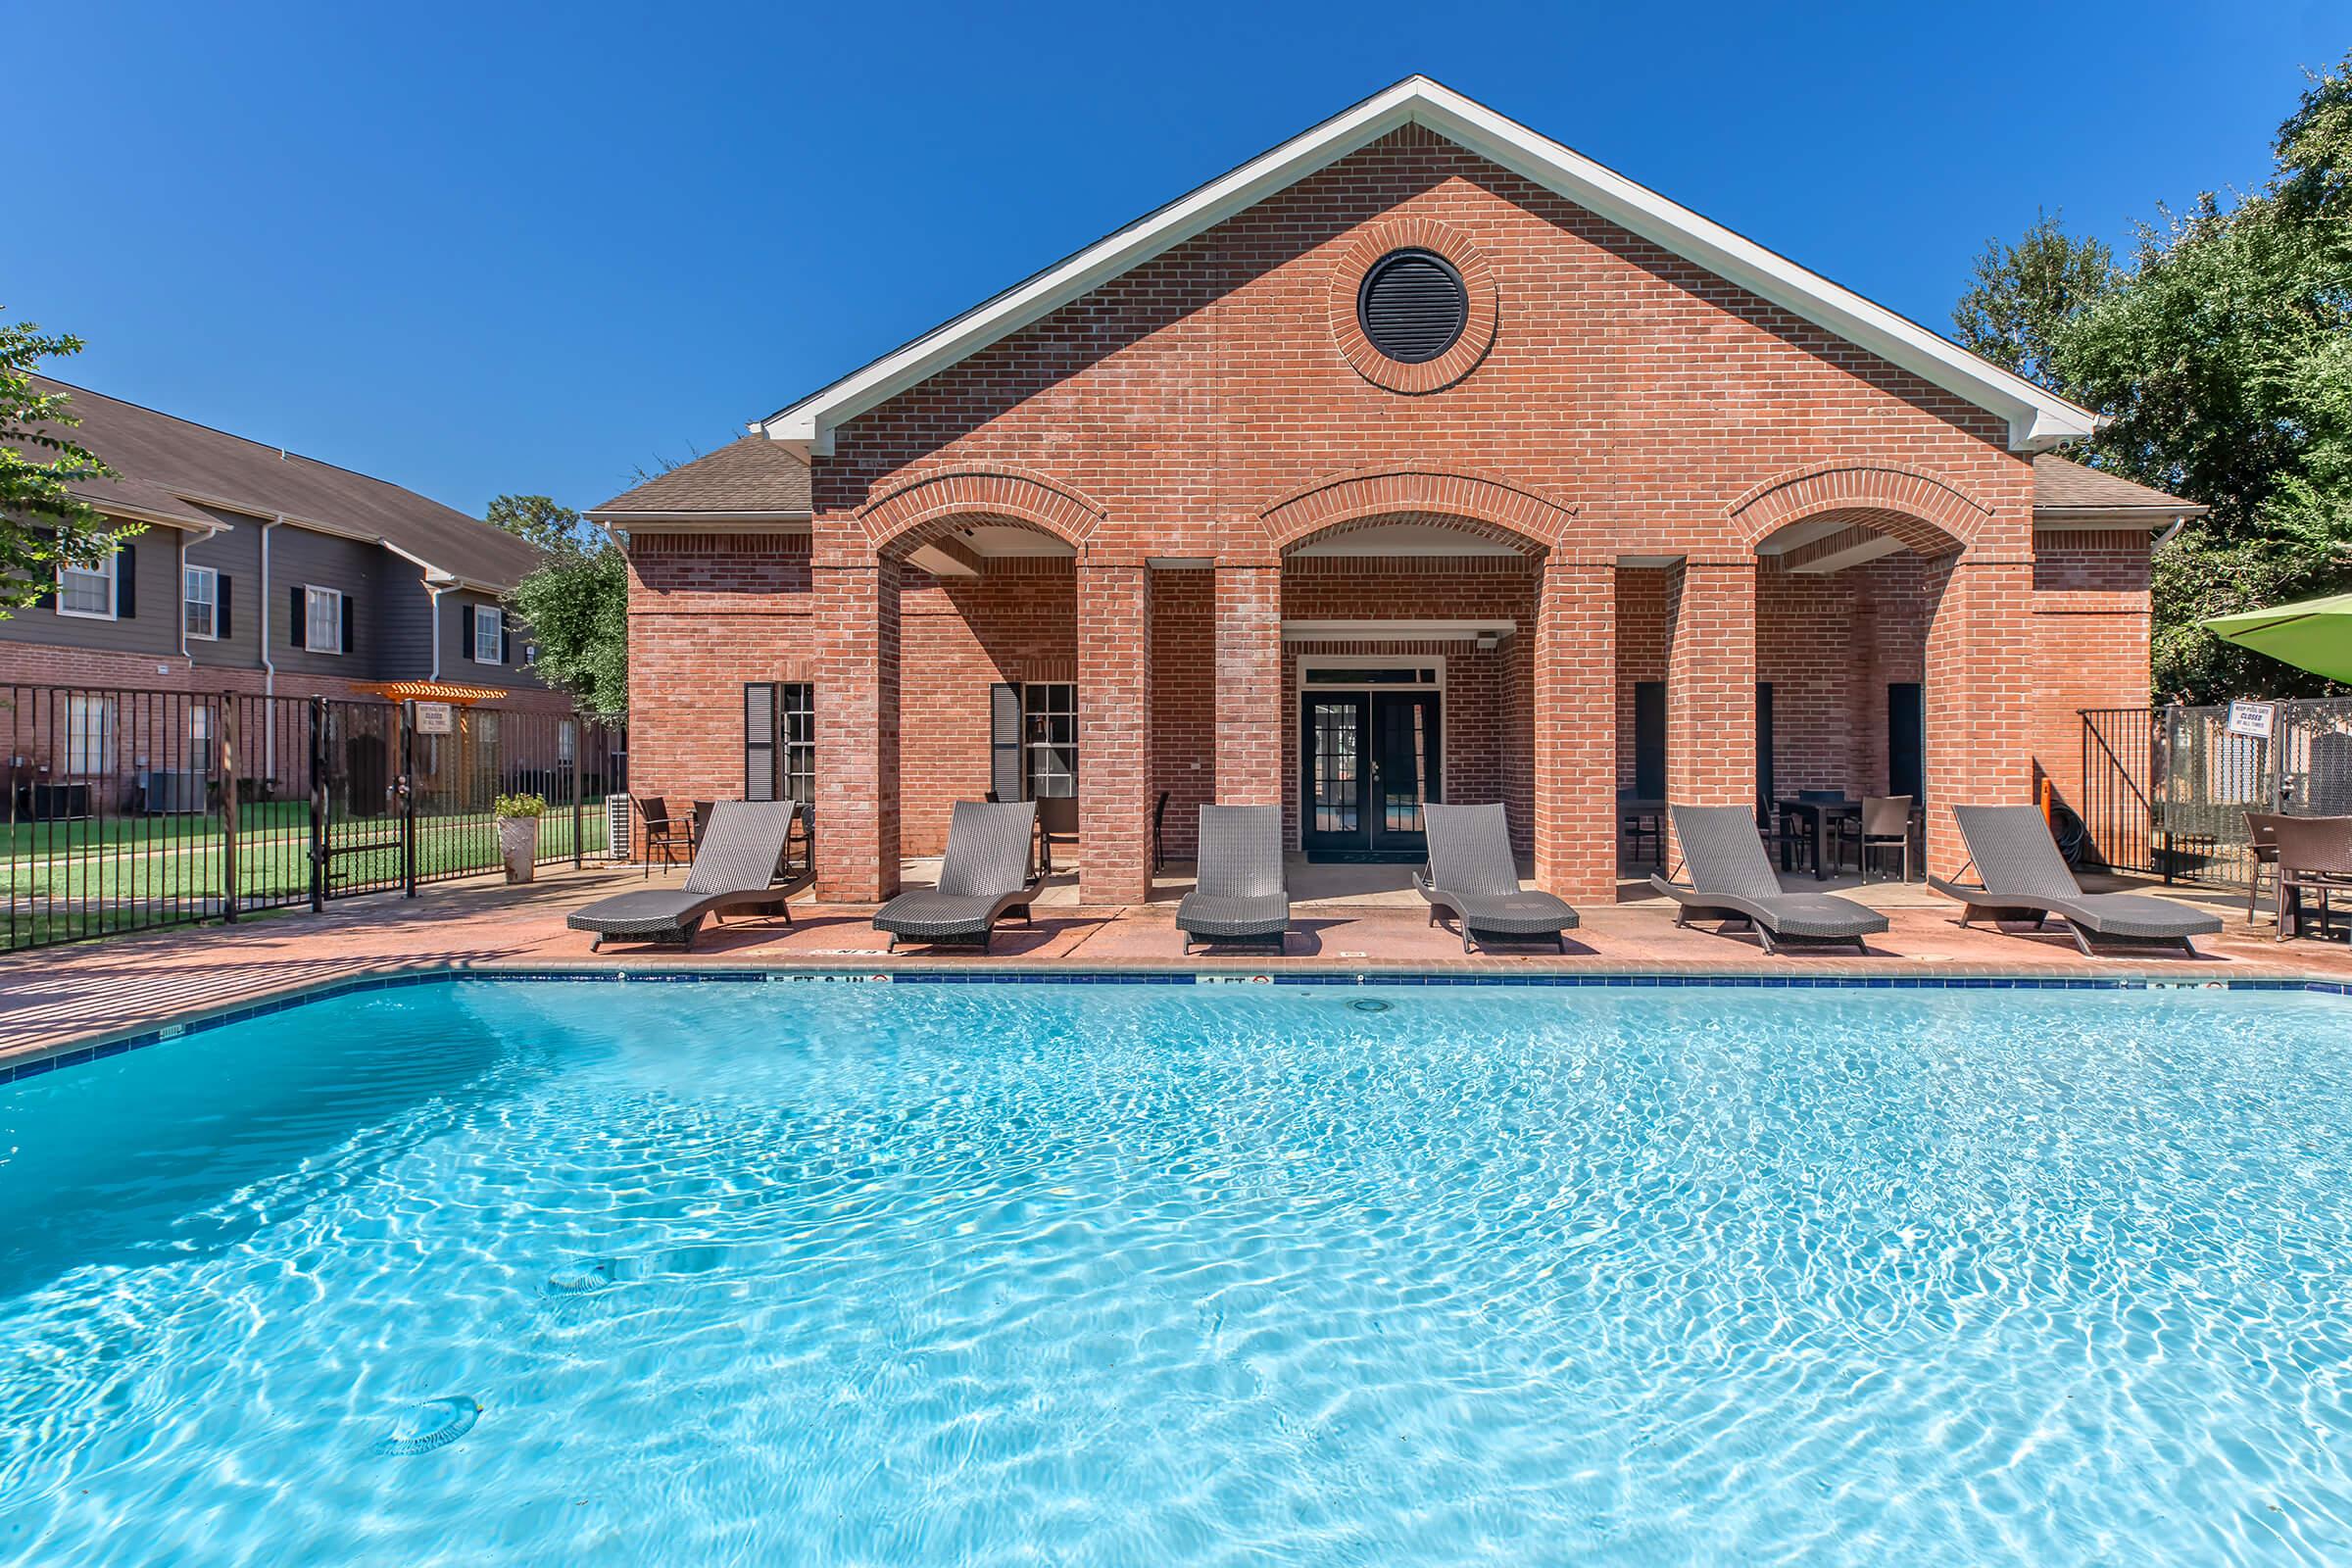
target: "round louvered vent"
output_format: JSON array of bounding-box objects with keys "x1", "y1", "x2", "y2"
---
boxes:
[{"x1": 1355, "y1": 249, "x2": 1469, "y2": 365}]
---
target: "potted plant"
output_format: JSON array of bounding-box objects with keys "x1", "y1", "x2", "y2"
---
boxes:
[{"x1": 493, "y1": 792, "x2": 546, "y2": 884}]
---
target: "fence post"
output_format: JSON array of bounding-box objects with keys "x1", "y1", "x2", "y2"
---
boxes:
[
  {"x1": 221, "y1": 693, "x2": 240, "y2": 923},
  {"x1": 402, "y1": 701, "x2": 418, "y2": 899},
  {"x1": 570, "y1": 717, "x2": 584, "y2": 869},
  {"x1": 2158, "y1": 703, "x2": 2177, "y2": 885},
  {"x1": 308, "y1": 696, "x2": 327, "y2": 912}
]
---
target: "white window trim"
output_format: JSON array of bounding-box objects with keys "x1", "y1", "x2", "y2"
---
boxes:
[
  {"x1": 65, "y1": 693, "x2": 116, "y2": 775},
  {"x1": 305, "y1": 584, "x2": 343, "y2": 656},
  {"x1": 1021, "y1": 681, "x2": 1077, "y2": 800},
  {"x1": 473, "y1": 605, "x2": 504, "y2": 664},
  {"x1": 183, "y1": 564, "x2": 220, "y2": 640},
  {"x1": 56, "y1": 554, "x2": 118, "y2": 620}
]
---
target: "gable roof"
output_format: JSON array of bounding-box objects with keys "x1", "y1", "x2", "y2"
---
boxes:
[
  {"x1": 17, "y1": 377, "x2": 543, "y2": 591},
  {"x1": 587, "y1": 437, "x2": 812, "y2": 520},
  {"x1": 757, "y1": 76, "x2": 2103, "y2": 459},
  {"x1": 2031, "y1": 454, "x2": 2205, "y2": 520}
]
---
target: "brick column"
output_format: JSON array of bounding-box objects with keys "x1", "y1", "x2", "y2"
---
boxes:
[
  {"x1": 1531, "y1": 559, "x2": 1617, "y2": 901},
  {"x1": 812, "y1": 548, "x2": 901, "y2": 903},
  {"x1": 1212, "y1": 562, "x2": 1283, "y2": 807},
  {"x1": 1078, "y1": 561, "x2": 1152, "y2": 906},
  {"x1": 1663, "y1": 558, "x2": 1757, "y2": 864},
  {"x1": 1924, "y1": 554, "x2": 2033, "y2": 878}
]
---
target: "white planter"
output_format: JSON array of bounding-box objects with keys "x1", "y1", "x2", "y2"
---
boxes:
[{"x1": 497, "y1": 816, "x2": 540, "y2": 884}]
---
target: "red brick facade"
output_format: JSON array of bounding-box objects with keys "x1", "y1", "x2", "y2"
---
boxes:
[{"x1": 624, "y1": 124, "x2": 2151, "y2": 902}]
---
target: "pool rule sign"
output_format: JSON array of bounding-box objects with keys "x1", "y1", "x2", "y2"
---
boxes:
[
  {"x1": 2227, "y1": 700, "x2": 2277, "y2": 742},
  {"x1": 414, "y1": 702, "x2": 456, "y2": 736}
]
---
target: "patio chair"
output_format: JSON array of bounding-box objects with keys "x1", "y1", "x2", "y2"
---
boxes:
[
  {"x1": 1176, "y1": 806, "x2": 1290, "y2": 954},
  {"x1": 1930, "y1": 804, "x2": 2223, "y2": 956},
  {"x1": 1035, "y1": 794, "x2": 1079, "y2": 873},
  {"x1": 1414, "y1": 802, "x2": 1579, "y2": 954},
  {"x1": 567, "y1": 801, "x2": 798, "y2": 952},
  {"x1": 1650, "y1": 804, "x2": 1887, "y2": 955},
  {"x1": 1838, "y1": 795, "x2": 1914, "y2": 883},
  {"x1": 634, "y1": 795, "x2": 692, "y2": 878},
  {"x1": 2246, "y1": 810, "x2": 2286, "y2": 924},
  {"x1": 2272, "y1": 814, "x2": 2352, "y2": 943},
  {"x1": 872, "y1": 799, "x2": 1038, "y2": 952}
]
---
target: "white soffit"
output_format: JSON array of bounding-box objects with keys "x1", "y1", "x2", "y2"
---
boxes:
[
  {"x1": 1289, "y1": 522, "x2": 1526, "y2": 559},
  {"x1": 757, "y1": 77, "x2": 2099, "y2": 457}
]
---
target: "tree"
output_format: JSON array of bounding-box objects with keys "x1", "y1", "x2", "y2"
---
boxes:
[
  {"x1": 1959, "y1": 53, "x2": 2352, "y2": 701},
  {"x1": 509, "y1": 544, "x2": 628, "y2": 719},
  {"x1": 1950, "y1": 210, "x2": 2119, "y2": 395},
  {"x1": 0, "y1": 315, "x2": 131, "y2": 615},
  {"x1": 486, "y1": 493, "x2": 598, "y2": 555}
]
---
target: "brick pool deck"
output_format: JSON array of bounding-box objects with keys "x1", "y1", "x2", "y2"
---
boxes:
[{"x1": 4, "y1": 863, "x2": 2347, "y2": 1071}]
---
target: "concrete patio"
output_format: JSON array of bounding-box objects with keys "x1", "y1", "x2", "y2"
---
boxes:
[{"x1": 2, "y1": 859, "x2": 2341, "y2": 1072}]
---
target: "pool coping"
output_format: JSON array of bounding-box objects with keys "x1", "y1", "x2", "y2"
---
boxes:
[{"x1": 9, "y1": 957, "x2": 2352, "y2": 1087}]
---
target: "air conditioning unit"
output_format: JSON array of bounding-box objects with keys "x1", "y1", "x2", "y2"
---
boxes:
[{"x1": 606, "y1": 794, "x2": 633, "y2": 860}]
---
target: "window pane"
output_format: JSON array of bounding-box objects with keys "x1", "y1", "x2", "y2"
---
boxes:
[
  {"x1": 184, "y1": 567, "x2": 217, "y2": 637},
  {"x1": 59, "y1": 562, "x2": 111, "y2": 616},
  {"x1": 307, "y1": 587, "x2": 339, "y2": 651},
  {"x1": 66, "y1": 695, "x2": 115, "y2": 774},
  {"x1": 474, "y1": 608, "x2": 502, "y2": 662}
]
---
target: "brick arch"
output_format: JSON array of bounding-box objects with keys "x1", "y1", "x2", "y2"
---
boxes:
[
  {"x1": 1257, "y1": 466, "x2": 1576, "y2": 555},
  {"x1": 857, "y1": 464, "x2": 1105, "y2": 557},
  {"x1": 1729, "y1": 462, "x2": 1992, "y2": 556}
]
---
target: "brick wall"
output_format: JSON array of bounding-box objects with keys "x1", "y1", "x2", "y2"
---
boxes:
[
  {"x1": 619, "y1": 122, "x2": 2156, "y2": 899},
  {"x1": 2029, "y1": 530, "x2": 2153, "y2": 821}
]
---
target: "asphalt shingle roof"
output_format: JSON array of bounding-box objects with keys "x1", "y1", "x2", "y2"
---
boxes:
[
  {"x1": 2032, "y1": 454, "x2": 2204, "y2": 515},
  {"x1": 15, "y1": 377, "x2": 543, "y2": 588},
  {"x1": 588, "y1": 438, "x2": 812, "y2": 517}
]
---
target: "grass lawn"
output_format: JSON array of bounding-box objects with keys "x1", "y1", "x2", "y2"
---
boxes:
[{"x1": 5, "y1": 806, "x2": 612, "y2": 916}]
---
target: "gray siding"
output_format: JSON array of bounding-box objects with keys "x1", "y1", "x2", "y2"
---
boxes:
[
  {"x1": 0, "y1": 514, "x2": 184, "y2": 660},
  {"x1": 269, "y1": 525, "x2": 385, "y2": 680},
  {"x1": 373, "y1": 557, "x2": 436, "y2": 680},
  {"x1": 183, "y1": 506, "x2": 266, "y2": 670},
  {"x1": 439, "y1": 587, "x2": 545, "y2": 691}
]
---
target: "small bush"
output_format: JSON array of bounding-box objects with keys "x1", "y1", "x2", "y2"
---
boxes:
[{"x1": 493, "y1": 792, "x2": 547, "y2": 819}]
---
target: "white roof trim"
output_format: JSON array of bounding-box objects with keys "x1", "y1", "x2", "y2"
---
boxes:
[{"x1": 758, "y1": 76, "x2": 2100, "y2": 458}]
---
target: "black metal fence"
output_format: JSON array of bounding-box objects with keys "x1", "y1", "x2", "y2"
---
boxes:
[
  {"x1": 4, "y1": 683, "x2": 624, "y2": 954},
  {"x1": 2079, "y1": 700, "x2": 2352, "y2": 889}
]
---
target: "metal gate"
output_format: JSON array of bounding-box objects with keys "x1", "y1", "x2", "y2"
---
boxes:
[
  {"x1": 5, "y1": 683, "x2": 622, "y2": 953},
  {"x1": 2080, "y1": 700, "x2": 2352, "y2": 890}
]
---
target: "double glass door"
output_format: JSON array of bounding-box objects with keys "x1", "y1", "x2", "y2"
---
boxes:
[{"x1": 1300, "y1": 689, "x2": 1441, "y2": 861}]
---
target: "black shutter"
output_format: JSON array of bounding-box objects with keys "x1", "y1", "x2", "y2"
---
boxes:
[
  {"x1": 289, "y1": 586, "x2": 306, "y2": 649},
  {"x1": 460, "y1": 604, "x2": 475, "y2": 662},
  {"x1": 340, "y1": 593, "x2": 354, "y2": 654},
  {"x1": 115, "y1": 544, "x2": 135, "y2": 618},
  {"x1": 989, "y1": 683, "x2": 1023, "y2": 803},
  {"x1": 1634, "y1": 682, "x2": 1666, "y2": 801},
  {"x1": 500, "y1": 619, "x2": 512, "y2": 664},
  {"x1": 745, "y1": 683, "x2": 778, "y2": 801},
  {"x1": 218, "y1": 574, "x2": 232, "y2": 638}
]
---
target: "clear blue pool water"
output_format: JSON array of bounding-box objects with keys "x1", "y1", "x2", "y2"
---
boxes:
[{"x1": 3, "y1": 980, "x2": 2351, "y2": 1565}]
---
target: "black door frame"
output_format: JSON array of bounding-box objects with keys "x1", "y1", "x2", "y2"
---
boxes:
[{"x1": 1298, "y1": 664, "x2": 1445, "y2": 862}]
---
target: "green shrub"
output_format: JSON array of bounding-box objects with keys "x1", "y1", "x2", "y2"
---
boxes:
[{"x1": 493, "y1": 792, "x2": 547, "y2": 819}]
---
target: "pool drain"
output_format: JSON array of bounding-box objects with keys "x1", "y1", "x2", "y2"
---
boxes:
[
  {"x1": 375, "y1": 1396, "x2": 481, "y2": 1457},
  {"x1": 1348, "y1": 999, "x2": 1393, "y2": 1014},
  {"x1": 545, "y1": 1257, "x2": 620, "y2": 1296}
]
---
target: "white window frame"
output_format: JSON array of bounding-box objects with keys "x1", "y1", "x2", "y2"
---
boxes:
[
  {"x1": 473, "y1": 605, "x2": 504, "y2": 663},
  {"x1": 305, "y1": 584, "x2": 342, "y2": 656},
  {"x1": 65, "y1": 693, "x2": 116, "y2": 775},
  {"x1": 1294, "y1": 655, "x2": 1451, "y2": 851},
  {"x1": 1021, "y1": 681, "x2": 1077, "y2": 800},
  {"x1": 183, "y1": 564, "x2": 220, "y2": 640},
  {"x1": 56, "y1": 553, "x2": 118, "y2": 619}
]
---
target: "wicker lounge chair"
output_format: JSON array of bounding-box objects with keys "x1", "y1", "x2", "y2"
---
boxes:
[
  {"x1": 1176, "y1": 806, "x2": 1290, "y2": 954},
  {"x1": 1414, "y1": 803, "x2": 1579, "y2": 954},
  {"x1": 872, "y1": 800, "x2": 1038, "y2": 952},
  {"x1": 1930, "y1": 804, "x2": 2223, "y2": 956},
  {"x1": 1649, "y1": 804, "x2": 1886, "y2": 954},
  {"x1": 567, "y1": 800, "x2": 798, "y2": 952}
]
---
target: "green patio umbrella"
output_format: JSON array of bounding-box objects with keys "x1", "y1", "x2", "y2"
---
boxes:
[{"x1": 2204, "y1": 592, "x2": 2352, "y2": 685}]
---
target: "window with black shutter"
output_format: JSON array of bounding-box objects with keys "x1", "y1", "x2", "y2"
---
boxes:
[
  {"x1": 1356, "y1": 249, "x2": 1468, "y2": 365},
  {"x1": 745, "y1": 682, "x2": 816, "y2": 805},
  {"x1": 744, "y1": 683, "x2": 777, "y2": 800}
]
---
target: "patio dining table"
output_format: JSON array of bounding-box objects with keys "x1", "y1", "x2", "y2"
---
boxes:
[{"x1": 1775, "y1": 796, "x2": 1861, "y2": 882}]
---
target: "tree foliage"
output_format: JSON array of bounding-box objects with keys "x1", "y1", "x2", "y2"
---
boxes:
[
  {"x1": 1956, "y1": 53, "x2": 2352, "y2": 701},
  {"x1": 492, "y1": 493, "x2": 628, "y2": 718},
  {"x1": 0, "y1": 315, "x2": 132, "y2": 615}
]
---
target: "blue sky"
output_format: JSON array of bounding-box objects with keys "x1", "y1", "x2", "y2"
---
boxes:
[{"x1": 8, "y1": 2, "x2": 2343, "y2": 515}]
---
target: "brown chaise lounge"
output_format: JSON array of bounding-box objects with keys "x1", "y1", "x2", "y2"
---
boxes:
[
  {"x1": 1649, "y1": 804, "x2": 1887, "y2": 955},
  {"x1": 872, "y1": 799, "x2": 1039, "y2": 952}
]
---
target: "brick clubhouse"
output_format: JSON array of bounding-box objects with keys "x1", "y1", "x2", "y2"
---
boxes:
[{"x1": 592, "y1": 77, "x2": 2199, "y2": 905}]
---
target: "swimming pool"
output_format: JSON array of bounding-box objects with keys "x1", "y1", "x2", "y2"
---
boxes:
[{"x1": 3, "y1": 977, "x2": 2349, "y2": 1565}]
